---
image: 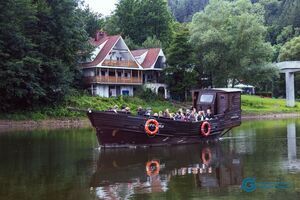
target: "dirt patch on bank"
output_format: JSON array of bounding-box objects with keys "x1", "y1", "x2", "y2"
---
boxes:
[
  {"x1": 0, "y1": 118, "x2": 92, "y2": 133},
  {"x1": 242, "y1": 112, "x2": 300, "y2": 120}
]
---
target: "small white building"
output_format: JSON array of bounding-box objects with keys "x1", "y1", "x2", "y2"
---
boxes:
[{"x1": 234, "y1": 84, "x2": 255, "y2": 95}]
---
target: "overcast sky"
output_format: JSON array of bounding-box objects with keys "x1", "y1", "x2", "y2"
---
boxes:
[{"x1": 84, "y1": 0, "x2": 118, "y2": 16}]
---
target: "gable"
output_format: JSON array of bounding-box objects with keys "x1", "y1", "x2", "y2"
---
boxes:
[{"x1": 132, "y1": 48, "x2": 166, "y2": 69}]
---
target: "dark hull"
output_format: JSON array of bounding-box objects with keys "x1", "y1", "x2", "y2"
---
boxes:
[{"x1": 87, "y1": 110, "x2": 241, "y2": 147}]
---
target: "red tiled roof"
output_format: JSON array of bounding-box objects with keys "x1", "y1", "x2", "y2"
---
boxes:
[
  {"x1": 140, "y1": 48, "x2": 161, "y2": 69},
  {"x1": 131, "y1": 49, "x2": 148, "y2": 57},
  {"x1": 83, "y1": 35, "x2": 121, "y2": 67}
]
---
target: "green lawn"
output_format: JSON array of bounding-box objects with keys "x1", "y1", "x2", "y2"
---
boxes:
[
  {"x1": 241, "y1": 95, "x2": 300, "y2": 114},
  {"x1": 1, "y1": 94, "x2": 300, "y2": 121},
  {"x1": 0, "y1": 95, "x2": 182, "y2": 121}
]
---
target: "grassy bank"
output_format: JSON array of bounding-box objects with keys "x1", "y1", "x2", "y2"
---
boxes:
[
  {"x1": 0, "y1": 95, "x2": 184, "y2": 121},
  {"x1": 1, "y1": 94, "x2": 300, "y2": 121},
  {"x1": 241, "y1": 95, "x2": 300, "y2": 114}
]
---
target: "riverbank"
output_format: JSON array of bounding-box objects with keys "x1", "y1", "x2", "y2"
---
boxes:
[
  {"x1": 0, "y1": 94, "x2": 186, "y2": 121},
  {"x1": 1, "y1": 112, "x2": 300, "y2": 133},
  {"x1": 0, "y1": 118, "x2": 92, "y2": 133},
  {"x1": 1, "y1": 94, "x2": 300, "y2": 132}
]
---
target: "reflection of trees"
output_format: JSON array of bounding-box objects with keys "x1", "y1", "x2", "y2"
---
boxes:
[{"x1": 0, "y1": 128, "x2": 97, "y2": 200}]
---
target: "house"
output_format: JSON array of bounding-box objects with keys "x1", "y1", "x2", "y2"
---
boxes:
[
  {"x1": 132, "y1": 48, "x2": 169, "y2": 99},
  {"x1": 82, "y1": 31, "x2": 169, "y2": 98}
]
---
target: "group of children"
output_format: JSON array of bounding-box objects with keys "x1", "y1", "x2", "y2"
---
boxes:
[
  {"x1": 108, "y1": 105, "x2": 214, "y2": 122},
  {"x1": 137, "y1": 107, "x2": 214, "y2": 122}
]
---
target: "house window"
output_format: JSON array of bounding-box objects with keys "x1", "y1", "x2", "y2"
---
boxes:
[
  {"x1": 101, "y1": 70, "x2": 106, "y2": 76},
  {"x1": 117, "y1": 71, "x2": 122, "y2": 77},
  {"x1": 122, "y1": 90, "x2": 129, "y2": 96},
  {"x1": 109, "y1": 70, "x2": 115, "y2": 76},
  {"x1": 132, "y1": 70, "x2": 138, "y2": 77}
]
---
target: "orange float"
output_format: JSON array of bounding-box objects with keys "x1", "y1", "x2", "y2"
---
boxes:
[
  {"x1": 145, "y1": 119, "x2": 159, "y2": 136},
  {"x1": 201, "y1": 121, "x2": 211, "y2": 136},
  {"x1": 201, "y1": 147, "x2": 212, "y2": 165},
  {"x1": 146, "y1": 160, "x2": 160, "y2": 176}
]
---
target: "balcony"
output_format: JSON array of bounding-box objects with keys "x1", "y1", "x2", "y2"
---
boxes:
[
  {"x1": 84, "y1": 76, "x2": 143, "y2": 85},
  {"x1": 102, "y1": 60, "x2": 139, "y2": 68}
]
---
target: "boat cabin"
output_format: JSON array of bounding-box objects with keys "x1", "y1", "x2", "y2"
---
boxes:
[{"x1": 191, "y1": 88, "x2": 241, "y2": 116}]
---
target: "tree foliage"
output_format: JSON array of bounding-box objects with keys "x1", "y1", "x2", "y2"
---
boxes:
[
  {"x1": 77, "y1": 6, "x2": 104, "y2": 37},
  {"x1": 164, "y1": 26, "x2": 197, "y2": 100},
  {"x1": 190, "y1": 0, "x2": 275, "y2": 87},
  {"x1": 0, "y1": 0, "x2": 92, "y2": 111},
  {"x1": 107, "y1": 0, "x2": 173, "y2": 48},
  {"x1": 168, "y1": 0, "x2": 209, "y2": 22},
  {"x1": 279, "y1": 36, "x2": 300, "y2": 61},
  {"x1": 141, "y1": 36, "x2": 163, "y2": 49}
]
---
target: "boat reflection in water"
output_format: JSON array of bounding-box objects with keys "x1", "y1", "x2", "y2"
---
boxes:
[{"x1": 90, "y1": 143, "x2": 243, "y2": 199}]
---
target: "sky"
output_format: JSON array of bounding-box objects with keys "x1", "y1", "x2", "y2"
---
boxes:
[{"x1": 84, "y1": 0, "x2": 118, "y2": 16}]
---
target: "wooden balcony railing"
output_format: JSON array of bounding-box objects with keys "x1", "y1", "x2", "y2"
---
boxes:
[
  {"x1": 84, "y1": 76, "x2": 143, "y2": 85},
  {"x1": 102, "y1": 60, "x2": 139, "y2": 68}
]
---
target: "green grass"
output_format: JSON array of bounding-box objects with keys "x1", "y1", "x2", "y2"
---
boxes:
[
  {"x1": 241, "y1": 95, "x2": 300, "y2": 114},
  {"x1": 1, "y1": 94, "x2": 299, "y2": 121},
  {"x1": 0, "y1": 95, "x2": 183, "y2": 121}
]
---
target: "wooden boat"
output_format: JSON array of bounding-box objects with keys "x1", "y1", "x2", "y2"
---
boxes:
[{"x1": 87, "y1": 88, "x2": 241, "y2": 147}]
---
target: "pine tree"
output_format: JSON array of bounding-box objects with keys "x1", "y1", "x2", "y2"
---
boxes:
[{"x1": 164, "y1": 26, "x2": 196, "y2": 101}]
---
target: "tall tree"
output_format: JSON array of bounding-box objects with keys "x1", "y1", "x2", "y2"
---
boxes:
[
  {"x1": 0, "y1": 0, "x2": 91, "y2": 111},
  {"x1": 279, "y1": 36, "x2": 300, "y2": 61},
  {"x1": 0, "y1": 0, "x2": 42, "y2": 110},
  {"x1": 190, "y1": 0, "x2": 274, "y2": 87},
  {"x1": 278, "y1": 0, "x2": 300, "y2": 28},
  {"x1": 141, "y1": 36, "x2": 162, "y2": 48},
  {"x1": 164, "y1": 26, "x2": 197, "y2": 101},
  {"x1": 168, "y1": 0, "x2": 209, "y2": 22},
  {"x1": 111, "y1": 0, "x2": 173, "y2": 47},
  {"x1": 77, "y1": 6, "x2": 104, "y2": 37}
]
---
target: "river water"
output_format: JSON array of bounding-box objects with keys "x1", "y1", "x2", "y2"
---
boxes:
[{"x1": 0, "y1": 119, "x2": 299, "y2": 200}]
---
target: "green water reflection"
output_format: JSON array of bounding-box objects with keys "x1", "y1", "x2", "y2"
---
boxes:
[{"x1": 0, "y1": 119, "x2": 299, "y2": 199}]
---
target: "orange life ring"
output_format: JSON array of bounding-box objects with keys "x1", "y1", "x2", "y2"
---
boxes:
[
  {"x1": 201, "y1": 121, "x2": 211, "y2": 136},
  {"x1": 201, "y1": 147, "x2": 212, "y2": 165},
  {"x1": 145, "y1": 119, "x2": 159, "y2": 136},
  {"x1": 146, "y1": 160, "x2": 160, "y2": 176}
]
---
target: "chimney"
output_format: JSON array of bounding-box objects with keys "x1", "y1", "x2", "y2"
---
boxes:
[{"x1": 95, "y1": 30, "x2": 107, "y2": 41}]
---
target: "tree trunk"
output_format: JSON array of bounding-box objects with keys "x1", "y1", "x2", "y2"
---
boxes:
[{"x1": 231, "y1": 78, "x2": 236, "y2": 88}]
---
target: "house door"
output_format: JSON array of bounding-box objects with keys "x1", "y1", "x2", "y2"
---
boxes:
[{"x1": 109, "y1": 86, "x2": 116, "y2": 97}]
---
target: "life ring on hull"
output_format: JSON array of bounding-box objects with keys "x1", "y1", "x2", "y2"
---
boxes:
[
  {"x1": 200, "y1": 121, "x2": 211, "y2": 137},
  {"x1": 146, "y1": 160, "x2": 160, "y2": 176},
  {"x1": 201, "y1": 147, "x2": 212, "y2": 165},
  {"x1": 145, "y1": 119, "x2": 159, "y2": 136}
]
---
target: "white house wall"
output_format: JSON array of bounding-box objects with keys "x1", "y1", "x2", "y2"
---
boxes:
[
  {"x1": 104, "y1": 38, "x2": 134, "y2": 61},
  {"x1": 94, "y1": 85, "x2": 109, "y2": 97},
  {"x1": 134, "y1": 51, "x2": 148, "y2": 64}
]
